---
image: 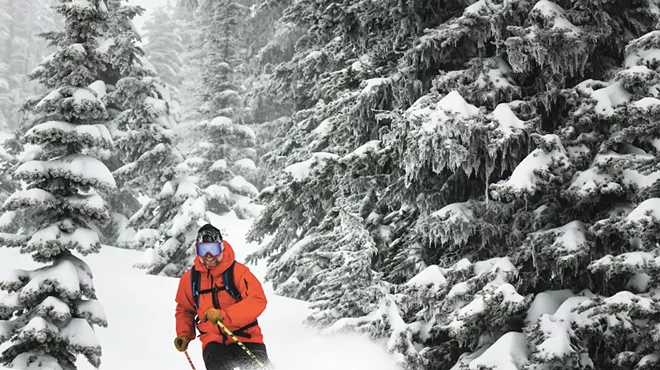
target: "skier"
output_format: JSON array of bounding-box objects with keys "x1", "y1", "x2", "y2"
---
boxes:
[{"x1": 173, "y1": 224, "x2": 272, "y2": 370}]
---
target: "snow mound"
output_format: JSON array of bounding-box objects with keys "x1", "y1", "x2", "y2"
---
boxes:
[{"x1": 284, "y1": 152, "x2": 339, "y2": 181}]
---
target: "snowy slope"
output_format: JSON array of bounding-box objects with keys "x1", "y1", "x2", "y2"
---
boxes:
[{"x1": 0, "y1": 214, "x2": 402, "y2": 370}]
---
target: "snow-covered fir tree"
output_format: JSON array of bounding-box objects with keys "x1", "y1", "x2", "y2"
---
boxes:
[
  {"x1": 0, "y1": 1, "x2": 116, "y2": 369},
  {"x1": 168, "y1": 0, "x2": 203, "y2": 126},
  {"x1": 98, "y1": 0, "x2": 183, "y2": 245},
  {"x1": 243, "y1": 0, "x2": 299, "y2": 189},
  {"x1": 142, "y1": 2, "x2": 185, "y2": 99},
  {"x1": 196, "y1": 0, "x2": 247, "y2": 120},
  {"x1": 130, "y1": 161, "x2": 217, "y2": 276},
  {"x1": 184, "y1": 116, "x2": 261, "y2": 219},
  {"x1": 169, "y1": 0, "x2": 263, "y2": 218},
  {"x1": 124, "y1": 0, "x2": 265, "y2": 274},
  {"x1": 248, "y1": 0, "x2": 660, "y2": 369}
]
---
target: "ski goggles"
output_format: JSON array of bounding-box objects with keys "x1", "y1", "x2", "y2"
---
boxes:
[{"x1": 195, "y1": 242, "x2": 223, "y2": 257}]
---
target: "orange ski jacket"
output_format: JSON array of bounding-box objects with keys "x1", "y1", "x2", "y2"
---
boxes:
[{"x1": 175, "y1": 241, "x2": 267, "y2": 351}]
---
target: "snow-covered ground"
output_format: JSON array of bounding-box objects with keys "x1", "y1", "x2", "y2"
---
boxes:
[{"x1": 0, "y1": 214, "x2": 403, "y2": 370}]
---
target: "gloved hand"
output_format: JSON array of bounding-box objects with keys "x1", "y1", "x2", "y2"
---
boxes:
[
  {"x1": 174, "y1": 335, "x2": 189, "y2": 352},
  {"x1": 204, "y1": 308, "x2": 224, "y2": 323}
]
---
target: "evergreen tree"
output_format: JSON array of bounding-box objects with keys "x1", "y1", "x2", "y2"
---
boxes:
[
  {"x1": 171, "y1": 0, "x2": 203, "y2": 125},
  {"x1": 130, "y1": 162, "x2": 216, "y2": 276},
  {"x1": 97, "y1": 0, "x2": 184, "y2": 245},
  {"x1": 0, "y1": 1, "x2": 115, "y2": 369},
  {"x1": 131, "y1": 0, "x2": 286, "y2": 279},
  {"x1": 248, "y1": 0, "x2": 660, "y2": 369},
  {"x1": 142, "y1": 3, "x2": 185, "y2": 95},
  {"x1": 196, "y1": 0, "x2": 247, "y2": 120},
  {"x1": 178, "y1": 0, "x2": 198, "y2": 11},
  {"x1": 185, "y1": 116, "x2": 261, "y2": 218},
  {"x1": 244, "y1": 0, "x2": 298, "y2": 124},
  {"x1": 244, "y1": 0, "x2": 300, "y2": 189},
  {"x1": 171, "y1": 0, "x2": 263, "y2": 219}
]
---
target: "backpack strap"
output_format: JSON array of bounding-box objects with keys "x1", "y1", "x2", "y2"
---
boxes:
[
  {"x1": 223, "y1": 261, "x2": 241, "y2": 300},
  {"x1": 190, "y1": 266, "x2": 201, "y2": 310}
]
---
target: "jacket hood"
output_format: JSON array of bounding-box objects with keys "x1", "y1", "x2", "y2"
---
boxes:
[{"x1": 193, "y1": 240, "x2": 236, "y2": 276}]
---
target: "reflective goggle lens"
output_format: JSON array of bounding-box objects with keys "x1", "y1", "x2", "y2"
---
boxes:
[{"x1": 195, "y1": 242, "x2": 222, "y2": 257}]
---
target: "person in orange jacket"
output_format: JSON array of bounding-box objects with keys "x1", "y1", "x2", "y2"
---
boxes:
[{"x1": 173, "y1": 224, "x2": 272, "y2": 370}]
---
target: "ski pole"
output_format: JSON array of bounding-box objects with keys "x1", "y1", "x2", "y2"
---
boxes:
[
  {"x1": 184, "y1": 350, "x2": 197, "y2": 370},
  {"x1": 216, "y1": 320, "x2": 266, "y2": 368}
]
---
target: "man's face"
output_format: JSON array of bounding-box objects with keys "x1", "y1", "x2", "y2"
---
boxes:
[{"x1": 203, "y1": 253, "x2": 222, "y2": 267}]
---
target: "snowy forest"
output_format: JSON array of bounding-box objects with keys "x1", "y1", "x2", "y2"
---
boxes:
[{"x1": 3, "y1": 0, "x2": 660, "y2": 369}]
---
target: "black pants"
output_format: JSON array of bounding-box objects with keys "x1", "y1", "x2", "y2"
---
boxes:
[{"x1": 203, "y1": 341, "x2": 273, "y2": 370}]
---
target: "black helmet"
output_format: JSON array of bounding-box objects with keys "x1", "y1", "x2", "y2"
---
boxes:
[{"x1": 196, "y1": 224, "x2": 223, "y2": 243}]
